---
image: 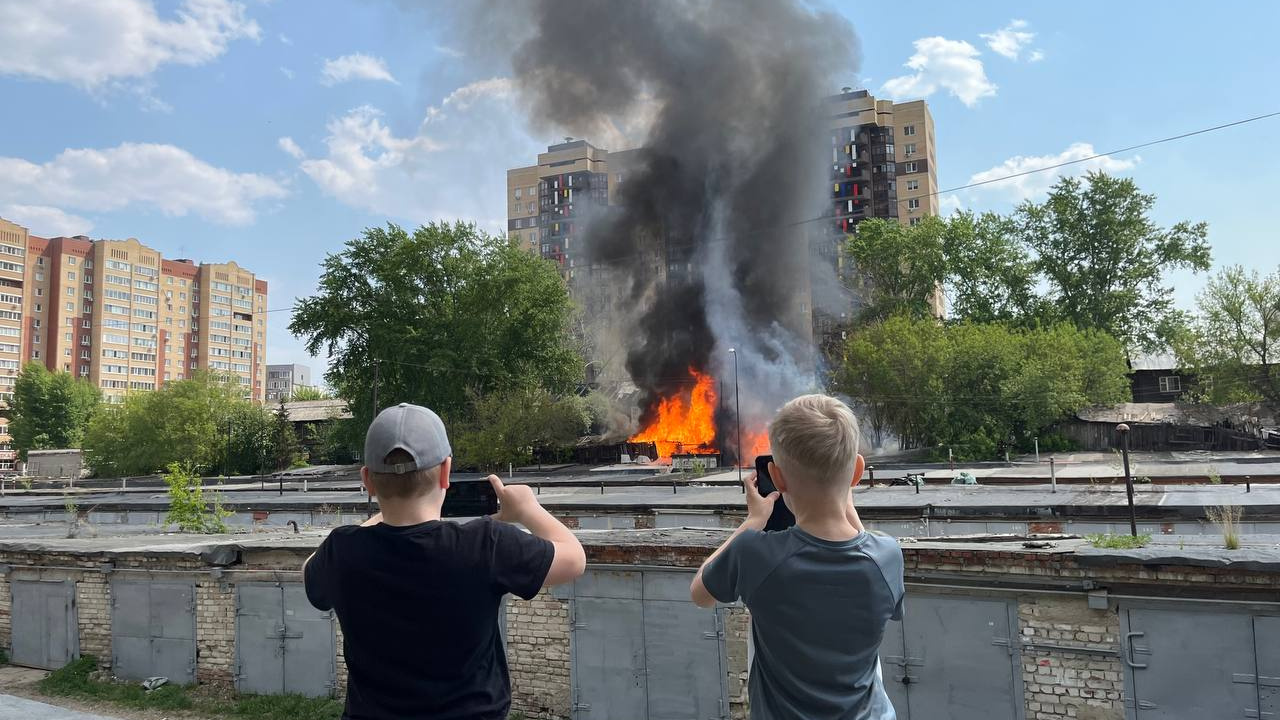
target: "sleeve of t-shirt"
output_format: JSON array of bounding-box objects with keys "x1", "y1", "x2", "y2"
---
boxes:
[
  {"x1": 490, "y1": 519, "x2": 556, "y2": 601},
  {"x1": 701, "y1": 529, "x2": 764, "y2": 604},
  {"x1": 304, "y1": 535, "x2": 335, "y2": 611}
]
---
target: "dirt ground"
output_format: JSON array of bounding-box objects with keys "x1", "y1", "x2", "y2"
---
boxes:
[{"x1": 0, "y1": 666, "x2": 223, "y2": 720}]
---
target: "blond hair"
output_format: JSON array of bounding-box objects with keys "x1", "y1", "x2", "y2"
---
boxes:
[{"x1": 768, "y1": 394, "x2": 860, "y2": 489}]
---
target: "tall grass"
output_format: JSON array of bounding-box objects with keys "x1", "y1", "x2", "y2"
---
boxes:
[{"x1": 1206, "y1": 505, "x2": 1243, "y2": 550}]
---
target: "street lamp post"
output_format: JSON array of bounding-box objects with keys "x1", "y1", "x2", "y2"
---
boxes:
[{"x1": 728, "y1": 348, "x2": 741, "y2": 484}]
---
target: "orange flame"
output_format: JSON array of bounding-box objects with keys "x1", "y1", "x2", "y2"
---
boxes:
[
  {"x1": 630, "y1": 368, "x2": 719, "y2": 459},
  {"x1": 743, "y1": 430, "x2": 771, "y2": 461}
]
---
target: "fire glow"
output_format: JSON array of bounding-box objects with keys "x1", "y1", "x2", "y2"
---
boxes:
[
  {"x1": 630, "y1": 368, "x2": 719, "y2": 459},
  {"x1": 629, "y1": 368, "x2": 771, "y2": 463}
]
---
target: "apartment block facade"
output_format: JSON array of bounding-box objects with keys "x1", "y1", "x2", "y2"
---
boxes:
[
  {"x1": 266, "y1": 363, "x2": 313, "y2": 402},
  {"x1": 10, "y1": 223, "x2": 267, "y2": 404}
]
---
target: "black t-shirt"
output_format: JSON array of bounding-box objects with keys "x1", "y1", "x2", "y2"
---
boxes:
[{"x1": 303, "y1": 517, "x2": 555, "y2": 720}]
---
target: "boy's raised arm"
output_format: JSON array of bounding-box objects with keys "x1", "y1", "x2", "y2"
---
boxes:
[
  {"x1": 691, "y1": 472, "x2": 778, "y2": 608},
  {"x1": 489, "y1": 475, "x2": 586, "y2": 587}
]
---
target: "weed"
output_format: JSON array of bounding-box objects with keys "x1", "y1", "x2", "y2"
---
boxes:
[
  {"x1": 39, "y1": 655, "x2": 344, "y2": 720},
  {"x1": 1206, "y1": 505, "x2": 1242, "y2": 550},
  {"x1": 1137, "y1": 476, "x2": 1152, "y2": 484},
  {"x1": 18, "y1": 477, "x2": 32, "y2": 491},
  {"x1": 164, "y1": 462, "x2": 232, "y2": 533},
  {"x1": 1086, "y1": 533, "x2": 1152, "y2": 549},
  {"x1": 1208, "y1": 467, "x2": 1222, "y2": 485}
]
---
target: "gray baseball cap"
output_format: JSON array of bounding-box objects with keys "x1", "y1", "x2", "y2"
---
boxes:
[{"x1": 364, "y1": 403, "x2": 452, "y2": 474}]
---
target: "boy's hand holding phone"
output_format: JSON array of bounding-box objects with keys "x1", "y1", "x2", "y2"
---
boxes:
[
  {"x1": 488, "y1": 475, "x2": 542, "y2": 525},
  {"x1": 744, "y1": 472, "x2": 780, "y2": 529}
]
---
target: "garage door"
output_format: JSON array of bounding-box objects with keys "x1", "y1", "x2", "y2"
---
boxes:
[
  {"x1": 10, "y1": 580, "x2": 78, "y2": 670},
  {"x1": 571, "y1": 569, "x2": 728, "y2": 720},
  {"x1": 235, "y1": 583, "x2": 335, "y2": 697},
  {"x1": 880, "y1": 594, "x2": 1022, "y2": 720},
  {"x1": 111, "y1": 580, "x2": 196, "y2": 685}
]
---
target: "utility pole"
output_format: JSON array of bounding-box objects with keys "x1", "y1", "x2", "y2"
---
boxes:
[
  {"x1": 1118, "y1": 423, "x2": 1137, "y2": 537},
  {"x1": 729, "y1": 348, "x2": 741, "y2": 484}
]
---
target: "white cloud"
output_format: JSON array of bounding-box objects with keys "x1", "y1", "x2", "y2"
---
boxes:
[
  {"x1": 966, "y1": 142, "x2": 1139, "y2": 203},
  {"x1": 284, "y1": 79, "x2": 542, "y2": 229},
  {"x1": 278, "y1": 33, "x2": 291, "y2": 45},
  {"x1": 277, "y1": 137, "x2": 304, "y2": 160},
  {"x1": 1, "y1": 205, "x2": 93, "y2": 237},
  {"x1": 881, "y1": 37, "x2": 997, "y2": 107},
  {"x1": 433, "y1": 44, "x2": 464, "y2": 59},
  {"x1": 320, "y1": 53, "x2": 397, "y2": 86},
  {"x1": 0, "y1": 0, "x2": 260, "y2": 89},
  {"x1": 1028, "y1": 50, "x2": 1045, "y2": 63},
  {"x1": 0, "y1": 143, "x2": 287, "y2": 225},
  {"x1": 938, "y1": 195, "x2": 963, "y2": 216},
  {"x1": 280, "y1": 66, "x2": 295, "y2": 80},
  {"x1": 981, "y1": 19, "x2": 1036, "y2": 61}
]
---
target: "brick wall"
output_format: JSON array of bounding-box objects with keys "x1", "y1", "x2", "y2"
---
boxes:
[
  {"x1": 722, "y1": 606, "x2": 750, "y2": 720},
  {"x1": 506, "y1": 592, "x2": 572, "y2": 719},
  {"x1": 75, "y1": 573, "x2": 111, "y2": 665},
  {"x1": 0, "y1": 571, "x2": 10, "y2": 653},
  {"x1": 195, "y1": 579, "x2": 236, "y2": 687},
  {"x1": 1019, "y1": 595, "x2": 1124, "y2": 720}
]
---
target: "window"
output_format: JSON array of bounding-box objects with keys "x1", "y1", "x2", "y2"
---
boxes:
[
  {"x1": 35, "y1": 271, "x2": 44, "y2": 281},
  {"x1": 904, "y1": 161, "x2": 919, "y2": 173},
  {"x1": 65, "y1": 301, "x2": 74, "y2": 311},
  {"x1": 909, "y1": 217, "x2": 922, "y2": 226},
  {"x1": 514, "y1": 187, "x2": 522, "y2": 199},
  {"x1": 67, "y1": 287, "x2": 75, "y2": 296},
  {"x1": 904, "y1": 143, "x2": 916, "y2": 157},
  {"x1": 37, "y1": 257, "x2": 44, "y2": 266},
  {"x1": 1159, "y1": 376, "x2": 1182, "y2": 393},
  {"x1": 35, "y1": 288, "x2": 42, "y2": 297},
  {"x1": 906, "y1": 179, "x2": 920, "y2": 191},
  {"x1": 33, "y1": 319, "x2": 41, "y2": 329},
  {"x1": 907, "y1": 198, "x2": 921, "y2": 211},
  {"x1": 902, "y1": 125, "x2": 916, "y2": 136},
  {"x1": 34, "y1": 303, "x2": 41, "y2": 313}
]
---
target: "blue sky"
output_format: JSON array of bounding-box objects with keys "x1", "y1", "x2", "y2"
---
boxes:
[{"x1": 1, "y1": 1, "x2": 1277, "y2": 376}]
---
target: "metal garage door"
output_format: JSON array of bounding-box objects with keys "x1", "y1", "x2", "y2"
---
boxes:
[
  {"x1": 880, "y1": 594, "x2": 1022, "y2": 720},
  {"x1": 1122, "y1": 606, "x2": 1266, "y2": 719},
  {"x1": 1256, "y1": 616, "x2": 1280, "y2": 720},
  {"x1": 111, "y1": 580, "x2": 196, "y2": 685},
  {"x1": 235, "y1": 583, "x2": 336, "y2": 697},
  {"x1": 10, "y1": 580, "x2": 78, "y2": 670},
  {"x1": 571, "y1": 569, "x2": 727, "y2": 720}
]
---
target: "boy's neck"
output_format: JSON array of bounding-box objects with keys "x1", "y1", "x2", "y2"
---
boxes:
[
  {"x1": 790, "y1": 495, "x2": 860, "y2": 542},
  {"x1": 375, "y1": 499, "x2": 443, "y2": 527}
]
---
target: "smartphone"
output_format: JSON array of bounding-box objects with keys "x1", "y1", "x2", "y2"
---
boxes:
[
  {"x1": 441, "y1": 476, "x2": 499, "y2": 518},
  {"x1": 754, "y1": 455, "x2": 796, "y2": 531}
]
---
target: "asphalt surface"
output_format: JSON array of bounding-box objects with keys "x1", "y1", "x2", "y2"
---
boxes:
[{"x1": 0, "y1": 695, "x2": 125, "y2": 720}]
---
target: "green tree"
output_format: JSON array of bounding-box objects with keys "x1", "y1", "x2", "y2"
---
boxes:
[
  {"x1": 289, "y1": 222, "x2": 581, "y2": 430},
  {"x1": 271, "y1": 400, "x2": 304, "y2": 470},
  {"x1": 162, "y1": 462, "x2": 231, "y2": 533},
  {"x1": 1018, "y1": 172, "x2": 1211, "y2": 350},
  {"x1": 452, "y1": 388, "x2": 589, "y2": 470},
  {"x1": 836, "y1": 317, "x2": 1130, "y2": 459},
  {"x1": 11, "y1": 363, "x2": 100, "y2": 458},
  {"x1": 843, "y1": 217, "x2": 947, "y2": 323},
  {"x1": 286, "y1": 386, "x2": 332, "y2": 402},
  {"x1": 83, "y1": 372, "x2": 271, "y2": 476},
  {"x1": 1178, "y1": 265, "x2": 1280, "y2": 407},
  {"x1": 941, "y1": 211, "x2": 1040, "y2": 324}
]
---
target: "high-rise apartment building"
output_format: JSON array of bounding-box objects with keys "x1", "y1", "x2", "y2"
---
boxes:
[
  {"x1": 0, "y1": 219, "x2": 28, "y2": 404},
  {"x1": 10, "y1": 223, "x2": 268, "y2": 404},
  {"x1": 266, "y1": 363, "x2": 313, "y2": 402}
]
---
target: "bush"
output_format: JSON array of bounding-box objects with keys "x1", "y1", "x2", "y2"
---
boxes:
[
  {"x1": 164, "y1": 462, "x2": 232, "y2": 533},
  {"x1": 1086, "y1": 533, "x2": 1151, "y2": 549}
]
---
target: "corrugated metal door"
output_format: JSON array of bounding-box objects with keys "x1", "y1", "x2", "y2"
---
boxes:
[
  {"x1": 1123, "y1": 607, "x2": 1259, "y2": 719},
  {"x1": 1255, "y1": 616, "x2": 1280, "y2": 720},
  {"x1": 572, "y1": 571, "x2": 647, "y2": 720},
  {"x1": 10, "y1": 580, "x2": 77, "y2": 670},
  {"x1": 281, "y1": 584, "x2": 336, "y2": 698},
  {"x1": 891, "y1": 594, "x2": 1021, "y2": 720},
  {"x1": 236, "y1": 583, "x2": 286, "y2": 695},
  {"x1": 111, "y1": 580, "x2": 196, "y2": 685},
  {"x1": 235, "y1": 583, "x2": 335, "y2": 697},
  {"x1": 642, "y1": 572, "x2": 726, "y2": 720}
]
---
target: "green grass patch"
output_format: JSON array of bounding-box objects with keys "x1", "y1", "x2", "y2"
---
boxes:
[
  {"x1": 38, "y1": 655, "x2": 344, "y2": 720},
  {"x1": 1086, "y1": 533, "x2": 1152, "y2": 549}
]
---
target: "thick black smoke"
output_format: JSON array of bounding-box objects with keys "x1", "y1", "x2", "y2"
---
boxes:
[{"x1": 477, "y1": 0, "x2": 858, "y2": 446}]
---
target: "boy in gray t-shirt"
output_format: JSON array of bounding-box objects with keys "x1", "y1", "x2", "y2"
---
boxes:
[{"x1": 691, "y1": 395, "x2": 905, "y2": 720}]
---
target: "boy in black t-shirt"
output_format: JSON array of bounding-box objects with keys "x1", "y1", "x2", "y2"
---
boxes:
[{"x1": 303, "y1": 403, "x2": 587, "y2": 720}]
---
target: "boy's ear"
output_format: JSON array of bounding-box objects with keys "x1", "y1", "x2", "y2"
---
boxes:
[
  {"x1": 360, "y1": 466, "x2": 375, "y2": 498},
  {"x1": 768, "y1": 461, "x2": 787, "y2": 493},
  {"x1": 439, "y1": 456, "x2": 452, "y2": 491},
  {"x1": 850, "y1": 454, "x2": 865, "y2": 488}
]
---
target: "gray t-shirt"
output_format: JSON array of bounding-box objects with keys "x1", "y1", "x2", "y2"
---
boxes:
[{"x1": 703, "y1": 527, "x2": 904, "y2": 720}]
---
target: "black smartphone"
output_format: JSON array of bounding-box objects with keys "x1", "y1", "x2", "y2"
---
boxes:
[
  {"x1": 441, "y1": 476, "x2": 499, "y2": 518},
  {"x1": 754, "y1": 455, "x2": 796, "y2": 531}
]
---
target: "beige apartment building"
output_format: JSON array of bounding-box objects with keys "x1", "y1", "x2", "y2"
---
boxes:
[
  {"x1": 12, "y1": 223, "x2": 268, "y2": 404},
  {"x1": 0, "y1": 219, "x2": 28, "y2": 405}
]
